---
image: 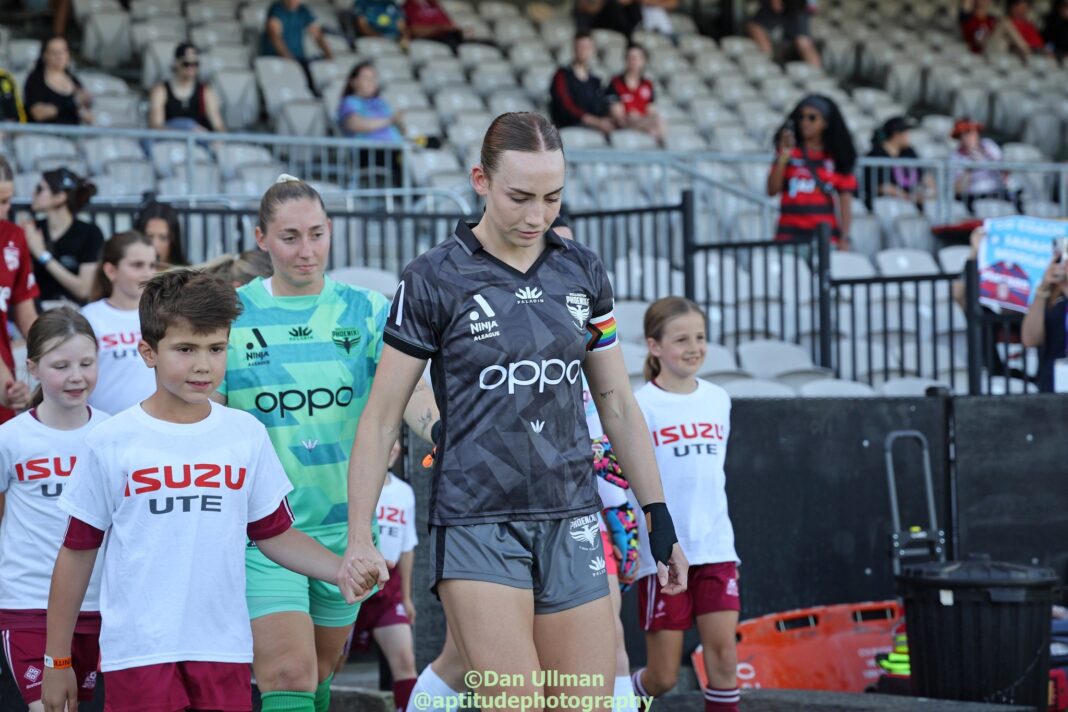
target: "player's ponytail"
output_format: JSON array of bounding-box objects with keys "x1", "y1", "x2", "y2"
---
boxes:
[
  {"x1": 26, "y1": 307, "x2": 98, "y2": 408},
  {"x1": 642, "y1": 297, "x2": 707, "y2": 383}
]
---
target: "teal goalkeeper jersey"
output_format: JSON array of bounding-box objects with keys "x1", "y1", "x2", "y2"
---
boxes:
[{"x1": 220, "y1": 276, "x2": 389, "y2": 532}]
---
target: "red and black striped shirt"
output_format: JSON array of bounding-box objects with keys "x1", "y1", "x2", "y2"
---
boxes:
[{"x1": 773, "y1": 147, "x2": 857, "y2": 245}]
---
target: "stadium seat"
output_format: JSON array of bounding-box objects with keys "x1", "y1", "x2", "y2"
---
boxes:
[
  {"x1": 892, "y1": 214, "x2": 934, "y2": 252},
  {"x1": 104, "y1": 159, "x2": 156, "y2": 195},
  {"x1": 13, "y1": 135, "x2": 79, "y2": 173},
  {"x1": 737, "y1": 339, "x2": 833, "y2": 385},
  {"x1": 697, "y1": 345, "x2": 752, "y2": 384},
  {"x1": 150, "y1": 140, "x2": 215, "y2": 178},
  {"x1": 609, "y1": 129, "x2": 658, "y2": 151},
  {"x1": 79, "y1": 71, "x2": 130, "y2": 97},
  {"x1": 141, "y1": 40, "x2": 180, "y2": 90},
  {"x1": 721, "y1": 379, "x2": 795, "y2": 398},
  {"x1": 610, "y1": 300, "x2": 650, "y2": 344},
  {"x1": 381, "y1": 82, "x2": 430, "y2": 111},
  {"x1": 1024, "y1": 200, "x2": 1062, "y2": 219},
  {"x1": 937, "y1": 245, "x2": 972, "y2": 275},
  {"x1": 401, "y1": 108, "x2": 442, "y2": 140},
  {"x1": 798, "y1": 379, "x2": 876, "y2": 397},
  {"x1": 276, "y1": 99, "x2": 328, "y2": 137},
  {"x1": 830, "y1": 251, "x2": 877, "y2": 280},
  {"x1": 72, "y1": 0, "x2": 123, "y2": 23},
  {"x1": 487, "y1": 90, "x2": 534, "y2": 116},
  {"x1": 471, "y1": 68, "x2": 519, "y2": 96},
  {"x1": 458, "y1": 43, "x2": 505, "y2": 69},
  {"x1": 186, "y1": 2, "x2": 240, "y2": 26},
  {"x1": 327, "y1": 266, "x2": 399, "y2": 296},
  {"x1": 255, "y1": 57, "x2": 313, "y2": 114},
  {"x1": 971, "y1": 199, "x2": 1016, "y2": 220},
  {"x1": 433, "y1": 88, "x2": 484, "y2": 122},
  {"x1": 84, "y1": 11, "x2": 133, "y2": 69},
  {"x1": 214, "y1": 69, "x2": 260, "y2": 130},
  {"x1": 93, "y1": 95, "x2": 143, "y2": 128},
  {"x1": 83, "y1": 137, "x2": 145, "y2": 175},
  {"x1": 559, "y1": 127, "x2": 607, "y2": 150},
  {"x1": 171, "y1": 162, "x2": 222, "y2": 194},
  {"x1": 408, "y1": 39, "x2": 453, "y2": 66},
  {"x1": 354, "y1": 37, "x2": 402, "y2": 58},
  {"x1": 409, "y1": 149, "x2": 462, "y2": 185},
  {"x1": 1022, "y1": 114, "x2": 1061, "y2": 159},
  {"x1": 875, "y1": 248, "x2": 940, "y2": 277}
]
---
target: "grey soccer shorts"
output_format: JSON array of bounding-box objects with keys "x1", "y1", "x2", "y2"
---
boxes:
[{"x1": 430, "y1": 514, "x2": 610, "y2": 614}]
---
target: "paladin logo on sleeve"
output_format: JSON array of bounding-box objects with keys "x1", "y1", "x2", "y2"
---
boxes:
[{"x1": 565, "y1": 292, "x2": 591, "y2": 331}]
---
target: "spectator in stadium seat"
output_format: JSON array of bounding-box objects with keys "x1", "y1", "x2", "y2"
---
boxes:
[
  {"x1": 549, "y1": 31, "x2": 616, "y2": 135},
  {"x1": 23, "y1": 36, "x2": 93, "y2": 125},
  {"x1": 950, "y1": 117, "x2": 1021, "y2": 213},
  {"x1": 862, "y1": 116, "x2": 935, "y2": 211},
  {"x1": 136, "y1": 200, "x2": 188, "y2": 268},
  {"x1": 574, "y1": 0, "x2": 642, "y2": 37},
  {"x1": 20, "y1": 168, "x2": 103, "y2": 305},
  {"x1": 1043, "y1": 0, "x2": 1068, "y2": 58},
  {"x1": 639, "y1": 0, "x2": 679, "y2": 39},
  {"x1": 338, "y1": 62, "x2": 405, "y2": 142},
  {"x1": 403, "y1": 0, "x2": 463, "y2": 51},
  {"x1": 1022, "y1": 245, "x2": 1068, "y2": 392},
  {"x1": 261, "y1": 0, "x2": 336, "y2": 64},
  {"x1": 607, "y1": 43, "x2": 666, "y2": 144},
  {"x1": 747, "y1": 0, "x2": 821, "y2": 68},
  {"x1": 353, "y1": 0, "x2": 410, "y2": 43},
  {"x1": 0, "y1": 67, "x2": 26, "y2": 123},
  {"x1": 767, "y1": 94, "x2": 856, "y2": 249},
  {"x1": 148, "y1": 43, "x2": 226, "y2": 133},
  {"x1": 960, "y1": 0, "x2": 999, "y2": 52},
  {"x1": 1003, "y1": 0, "x2": 1049, "y2": 58}
]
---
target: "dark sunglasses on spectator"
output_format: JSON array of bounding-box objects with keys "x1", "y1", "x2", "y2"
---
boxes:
[
  {"x1": 180, "y1": 60, "x2": 199, "y2": 68},
  {"x1": 800, "y1": 112, "x2": 822, "y2": 122}
]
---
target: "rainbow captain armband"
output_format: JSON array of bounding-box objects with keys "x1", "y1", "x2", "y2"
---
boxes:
[{"x1": 586, "y1": 311, "x2": 617, "y2": 352}]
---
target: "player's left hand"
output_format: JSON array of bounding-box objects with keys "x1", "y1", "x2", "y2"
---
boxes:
[
  {"x1": 403, "y1": 596, "x2": 417, "y2": 624},
  {"x1": 338, "y1": 539, "x2": 389, "y2": 604},
  {"x1": 658, "y1": 543, "x2": 688, "y2": 596}
]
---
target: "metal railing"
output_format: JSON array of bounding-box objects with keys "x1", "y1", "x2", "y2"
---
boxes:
[{"x1": 0, "y1": 122, "x2": 413, "y2": 197}]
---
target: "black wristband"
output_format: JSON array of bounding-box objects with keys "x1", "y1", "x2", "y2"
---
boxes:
[
  {"x1": 642, "y1": 502, "x2": 678, "y2": 566},
  {"x1": 431, "y1": 420, "x2": 442, "y2": 445}
]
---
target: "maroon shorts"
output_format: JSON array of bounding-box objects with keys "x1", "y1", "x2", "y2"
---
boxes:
[
  {"x1": 351, "y1": 570, "x2": 411, "y2": 651},
  {"x1": 1, "y1": 628, "x2": 100, "y2": 703},
  {"x1": 638, "y1": 562, "x2": 740, "y2": 631},
  {"x1": 103, "y1": 661, "x2": 251, "y2": 712}
]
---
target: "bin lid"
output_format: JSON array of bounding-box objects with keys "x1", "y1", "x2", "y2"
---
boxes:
[{"x1": 898, "y1": 556, "x2": 1059, "y2": 588}]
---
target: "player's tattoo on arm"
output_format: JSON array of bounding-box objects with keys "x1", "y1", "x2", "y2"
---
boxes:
[
  {"x1": 599, "y1": 389, "x2": 615, "y2": 399},
  {"x1": 413, "y1": 381, "x2": 428, "y2": 394}
]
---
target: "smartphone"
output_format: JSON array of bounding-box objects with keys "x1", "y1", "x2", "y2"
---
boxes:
[{"x1": 1055, "y1": 237, "x2": 1068, "y2": 262}]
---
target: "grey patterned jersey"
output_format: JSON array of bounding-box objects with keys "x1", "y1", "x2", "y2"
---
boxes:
[{"x1": 385, "y1": 221, "x2": 620, "y2": 526}]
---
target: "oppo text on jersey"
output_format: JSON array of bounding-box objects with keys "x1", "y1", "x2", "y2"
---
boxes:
[{"x1": 478, "y1": 359, "x2": 582, "y2": 394}]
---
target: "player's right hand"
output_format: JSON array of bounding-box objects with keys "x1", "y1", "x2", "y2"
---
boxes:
[
  {"x1": 42, "y1": 666, "x2": 78, "y2": 712},
  {"x1": 0, "y1": 380, "x2": 29, "y2": 411},
  {"x1": 338, "y1": 540, "x2": 389, "y2": 604}
]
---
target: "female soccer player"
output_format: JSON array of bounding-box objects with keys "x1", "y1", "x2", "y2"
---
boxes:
[
  {"x1": 217, "y1": 175, "x2": 438, "y2": 712},
  {"x1": 342, "y1": 112, "x2": 687, "y2": 712}
]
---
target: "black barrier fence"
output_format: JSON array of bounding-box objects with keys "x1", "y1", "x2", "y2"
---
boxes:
[{"x1": 17, "y1": 191, "x2": 1046, "y2": 393}]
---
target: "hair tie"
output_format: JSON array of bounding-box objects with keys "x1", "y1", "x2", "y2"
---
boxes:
[{"x1": 275, "y1": 173, "x2": 302, "y2": 184}]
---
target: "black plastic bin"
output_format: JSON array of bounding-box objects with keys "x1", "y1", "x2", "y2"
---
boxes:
[{"x1": 897, "y1": 557, "x2": 1059, "y2": 710}]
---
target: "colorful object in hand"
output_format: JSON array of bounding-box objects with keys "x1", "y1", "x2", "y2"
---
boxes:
[
  {"x1": 604, "y1": 501, "x2": 641, "y2": 589},
  {"x1": 591, "y1": 435, "x2": 628, "y2": 490}
]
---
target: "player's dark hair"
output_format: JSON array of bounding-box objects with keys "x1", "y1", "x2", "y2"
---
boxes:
[
  {"x1": 257, "y1": 175, "x2": 327, "y2": 232},
  {"x1": 643, "y1": 297, "x2": 707, "y2": 382},
  {"x1": 26, "y1": 307, "x2": 98, "y2": 408},
  {"x1": 91, "y1": 230, "x2": 154, "y2": 302},
  {"x1": 205, "y1": 249, "x2": 274, "y2": 286},
  {"x1": 139, "y1": 269, "x2": 242, "y2": 349},
  {"x1": 480, "y1": 112, "x2": 563, "y2": 180},
  {"x1": 42, "y1": 168, "x2": 97, "y2": 214}
]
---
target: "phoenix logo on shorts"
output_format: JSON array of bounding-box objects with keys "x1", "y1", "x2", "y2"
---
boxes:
[
  {"x1": 569, "y1": 514, "x2": 600, "y2": 551},
  {"x1": 589, "y1": 556, "x2": 606, "y2": 576},
  {"x1": 83, "y1": 672, "x2": 98, "y2": 689},
  {"x1": 515, "y1": 286, "x2": 544, "y2": 304},
  {"x1": 727, "y1": 577, "x2": 739, "y2": 597},
  {"x1": 468, "y1": 294, "x2": 500, "y2": 341},
  {"x1": 566, "y1": 292, "x2": 591, "y2": 331}
]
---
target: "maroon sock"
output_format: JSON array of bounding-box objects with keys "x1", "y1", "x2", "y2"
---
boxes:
[
  {"x1": 393, "y1": 678, "x2": 417, "y2": 712},
  {"x1": 703, "y1": 686, "x2": 740, "y2": 712}
]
